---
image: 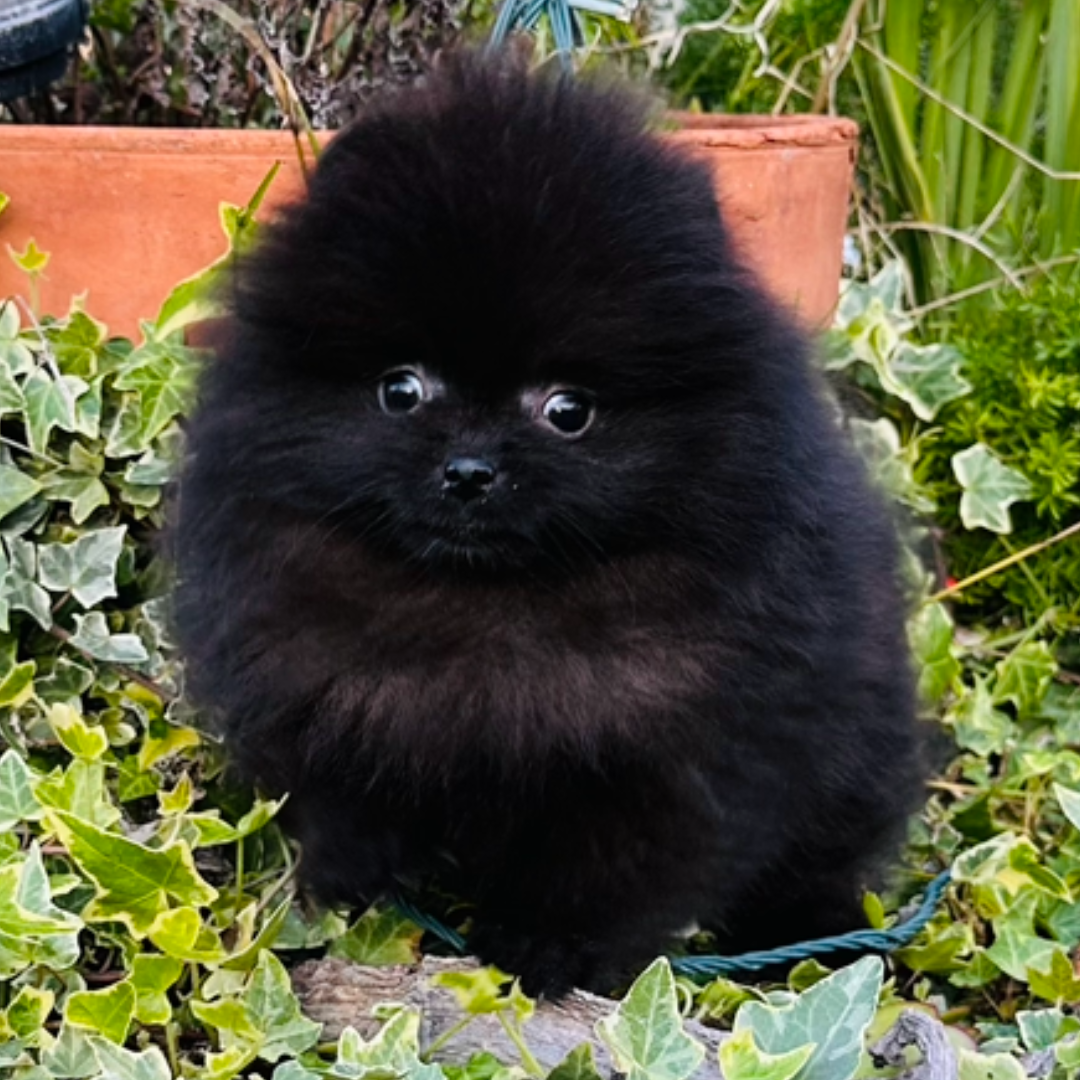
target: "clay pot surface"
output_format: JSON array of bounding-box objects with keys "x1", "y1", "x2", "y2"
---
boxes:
[
  {"x1": 667, "y1": 113, "x2": 858, "y2": 329},
  {"x1": 0, "y1": 117, "x2": 855, "y2": 338}
]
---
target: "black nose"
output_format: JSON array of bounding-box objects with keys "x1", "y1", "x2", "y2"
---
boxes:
[{"x1": 443, "y1": 457, "x2": 497, "y2": 502}]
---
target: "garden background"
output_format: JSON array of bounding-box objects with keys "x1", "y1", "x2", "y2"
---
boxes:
[{"x1": 1, "y1": 2, "x2": 1079, "y2": 1078}]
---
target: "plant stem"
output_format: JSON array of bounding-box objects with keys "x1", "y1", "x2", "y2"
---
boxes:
[
  {"x1": 497, "y1": 1013, "x2": 545, "y2": 1078},
  {"x1": 46, "y1": 623, "x2": 176, "y2": 703},
  {"x1": 926, "y1": 520, "x2": 1080, "y2": 605},
  {"x1": 423, "y1": 1016, "x2": 474, "y2": 1060}
]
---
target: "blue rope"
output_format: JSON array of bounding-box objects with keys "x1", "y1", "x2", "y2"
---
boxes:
[
  {"x1": 391, "y1": 893, "x2": 469, "y2": 953},
  {"x1": 671, "y1": 870, "x2": 953, "y2": 979},
  {"x1": 392, "y1": 870, "x2": 953, "y2": 981}
]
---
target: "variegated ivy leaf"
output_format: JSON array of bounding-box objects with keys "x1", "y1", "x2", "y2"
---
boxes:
[
  {"x1": 993, "y1": 641, "x2": 1056, "y2": 719},
  {"x1": 848, "y1": 418, "x2": 934, "y2": 513},
  {"x1": 0, "y1": 464, "x2": 41, "y2": 521},
  {"x1": 0, "y1": 536, "x2": 52, "y2": 630},
  {"x1": 908, "y1": 603, "x2": 960, "y2": 704},
  {"x1": 0, "y1": 299, "x2": 33, "y2": 378},
  {"x1": 111, "y1": 342, "x2": 199, "y2": 453},
  {"x1": 952, "y1": 444, "x2": 1032, "y2": 533},
  {"x1": 0, "y1": 300, "x2": 34, "y2": 379},
  {"x1": 50, "y1": 810, "x2": 217, "y2": 936},
  {"x1": 887, "y1": 343, "x2": 972, "y2": 421},
  {"x1": 1054, "y1": 783, "x2": 1080, "y2": 833},
  {"x1": 21, "y1": 368, "x2": 88, "y2": 455},
  {"x1": 38, "y1": 526, "x2": 126, "y2": 608},
  {"x1": 333, "y1": 1009, "x2": 442, "y2": 1080},
  {"x1": 0, "y1": 843, "x2": 84, "y2": 977},
  {"x1": 69, "y1": 612, "x2": 149, "y2": 664},
  {"x1": 834, "y1": 261, "x2": 909, "y2": 329},
  {"x1": 597, "y1": 958, "x2": 705, "y2": 1080},
  {"x1": 734, "y1": 956, "x2": 883, "y2": 1080}
]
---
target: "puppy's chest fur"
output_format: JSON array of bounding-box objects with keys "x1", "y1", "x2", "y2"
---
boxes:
[{"x1": 254, "y1": 532, "x2": 726, "y2": 767}]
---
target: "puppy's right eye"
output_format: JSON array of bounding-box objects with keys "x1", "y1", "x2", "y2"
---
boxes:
[{"x1": 378, "y1": 371, "x2": 425, "y2": 415}]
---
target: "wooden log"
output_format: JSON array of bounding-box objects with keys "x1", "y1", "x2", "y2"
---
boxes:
[{"x1": 293, "y1": 956, "x2": 960, "y2": 1080}]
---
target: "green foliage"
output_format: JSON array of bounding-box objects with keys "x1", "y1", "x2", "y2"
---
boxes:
[
  {"x1": 918, "y1": 275, "x2": 1080, "y2": 619},
  {"x1": 663, "y1": 0, "x2": 853, "y2": 114}
]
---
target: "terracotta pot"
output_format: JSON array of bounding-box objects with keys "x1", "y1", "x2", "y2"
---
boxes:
[
  {"x1": 0, "y1": 117, "x2": 856, "y2": 339},
  {"x1": 667, "y1": 113, "x2": 858, "y2": 329}
]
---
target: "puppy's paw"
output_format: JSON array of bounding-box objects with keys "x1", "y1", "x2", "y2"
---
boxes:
[{"x1": 470, "y1": 922, "x2": 620, "y2": 999}]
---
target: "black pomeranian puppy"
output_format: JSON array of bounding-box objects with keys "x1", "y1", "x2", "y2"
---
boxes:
[{"x1": 175, "y1": 51, "x2": 922, "y2": 997}]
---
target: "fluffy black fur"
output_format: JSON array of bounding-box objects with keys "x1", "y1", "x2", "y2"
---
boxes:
[{"x1": 174, "y1": 52, "x2": 922, "y2": 997}]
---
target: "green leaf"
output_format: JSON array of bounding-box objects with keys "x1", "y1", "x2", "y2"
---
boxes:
[
  {"x1": 596, "y1": 958, "x2": 705, "y2": 1080},
  {"x1": 0, "y1": 301, "x2": 34, "y2": 378},
  {"x1": 985, "y1": 892, "x2": 1056, "y2": 981},
  {"x1": 0, "y1": 658, "x2": 35, "y2": 707},
  {"x1": 110, "y1": 343, "x2": 199, "y2": 453},
  {"x1": 40, "y1": 1021, "x2": 99, "y2": 1078},
  {"x1": 159, "y1": 773, "x2": 195, "y2": 815},
  {"x1": 335, "y1": 1010, "x2": 443, "y2": 1080},
  {"x1": 3, "y1": 985, "x2": 55, "y2": 1044},
  {"x1": 1058, "y1": 1035, "x2": 1080, "y2": 1070},
  {"x1": 147, "y1": 905, "x2": 227, "y2": 962},
  {"x1": 0, "y1": 356, "x2": 25, "y2": 415},
  {"x1": 993, "y1": 642, "x2": 1056, "y2": 719},
  {"x1": 34, "y1": 758, "x2": 120, "y2": 828},
  {"x1": 66, "y1": 981, "x2": 136, "y2": 1045},
  {"x1": 1055, "y1": 782, "x2": 1080, "y2": 833},
  {"x1": 719, "y1": 1030, "x2": 815, "y2": 1080},
  {"x1": 88, "y1": 1035, "x2": 171, "y2": 1080},
  {"x1": 50, "y1": 810, "x2": 217, "y2": 935},
  {"x1": 0, "y1": 466, "x2": 42, "y2": 521},
  {"x1": 1018, "y1": 1007, "x2": 1080, "y2": 1052},
  {"x1": 548, "y1": 1044, "x2": 603, "y2": 1080},
  {"x1": 1, "y1": 537, "x2": 52, "y2": 630},
  {"x1": 909, "y1": 603, "x2": 960, "y2": 704},
  {"x1": 847, "y1": 418, "x2": 934, "y2": 513},
  {"x1": 245, "y1": 950, "x2": 323, "y2": 1062},
  {"x1": 69, "y1": 612, "x2": 149, "y2": 664},
  {"x1": 38, "y1": 526, "x2": 126, "y2": 608},
  {"x1": 21, "y1": 368, "x2": 87, "y2": 456},
  {"x1": 48, "y1": 703, "x2": 109, "y2": 760},
  {"x1": 51, "y1": 312, "x2": 105, "y2": 378},
  {"x1": 896, "y1": 915, "x2": 972, "y2": 975},
  {"x1": 957, "y1": 1049, "x2": 1026, "y2": 1080},
  {"x1": 948, "y1": 679, "x2": 1014, "y2": 755},
  {"x1": 734, "y1": 956, "x2": 883, "y2": 1080},
  {"x1": 1027, "y1": 947, "x2": 1080, "y2": 1003},
  {"x1": 8, "y1": 239, "x2": 49, "y2": 275},
  {"x1": 0, "y1": 749, "x2": 43, "y2": 829},
  {"x1": 329, "y1": 906, "x2": 423, "y2": 966},
  {"x1": 0, "y1": 844, "x2": 83, "y2": 977},
  {"x1": 887, "y1": 342, "x2": 972, "y2": 420},
  {"x1": 40, "y1": 468, "x2": 111, "y2": 525},
  {"x1": 130, "y1": 954, "x2": 184, "y2": 1025},
  {"x1": 952, "y1": 833, "x2": 1022, "y2": 886},
  {"x1": 434, "y1": 967, "x2": 516, "y2": 1015},
  {"x1": 952, "y1": 444, "x2": 1033, "y2": 534},
  {"x1": 136, "y1": 722, "x2": 200, "y2": 771}
]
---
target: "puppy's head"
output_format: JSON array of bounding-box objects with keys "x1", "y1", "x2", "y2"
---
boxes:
[{"x1": 217, "y1": 51, "x2": 791, "y2": 575}]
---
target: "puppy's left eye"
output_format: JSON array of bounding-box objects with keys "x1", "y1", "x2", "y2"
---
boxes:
[
  {"x1": 542, "y1": 391, "x2": 594, "y2": 436},
  {"x1": 379, "y1": 371, "x2": 425, "y2": 415}
]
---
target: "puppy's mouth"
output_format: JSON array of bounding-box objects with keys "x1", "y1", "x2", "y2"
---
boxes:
[{"x1": 413, "y1": 521, "x2": 524, "y2": 572}]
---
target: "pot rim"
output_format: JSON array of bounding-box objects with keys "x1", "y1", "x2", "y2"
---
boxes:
[
  {"x1": 1, "y1": 114, "x2": 858, "y2": 154},
  {"x1": 668, "y1": 112, "x2": 858, "y2": 148}
]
